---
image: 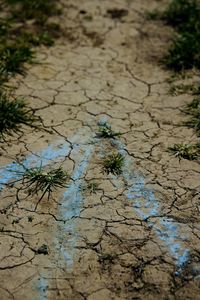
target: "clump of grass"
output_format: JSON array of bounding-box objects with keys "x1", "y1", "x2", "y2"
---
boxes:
[
  {"x1": 152, "y1": 0, "x2": 200, "y2": 71},
  {"x1": 193, "y1": 85, "x2": 200, "y2": 95},
  {"x1": 0, "y1": 91, "x2": 40, "y2": 139},
  {"x1": 0, "y1": 0, "x2": 61, "y2": 87},
  {"x1": 186, "y1": 110, "x2": 200, "y2": 134},
  {"x1": 164, "y1": 32, "x2": 200, "y2": 71},
  {"x1": 187, "y1": 97, "x2": 200, "y2": 109},
  {"x1": 0, "y1": 43, "x2": 34, "y2": 77},
  {"x1": 169, "y1": 143, "x2": 200, "y2": 160},
  {"x1": 103, "y1": 152, "x2": 124, "y2": 175},
  {"x1": 0, "y1": 19, "x2": 10, "y2": 37},
  {"x1": 20, "y1": 166, "x2": 68, "y2": 210},
  {"x1": 5, "y1": 0, "x2": 60, "y2": 23},
  {"x1": 163, "y1": 0, "x2": 200, "y2": 32},
  {"x1": 97, "y1": 123, "x2": 122, "y2": 139},
  {"x1": 169, "y1": 83, "x2": 200, "y2": 96},
  {"x1": 185, "y1": 97, "x2": 200, "y2": 134},
  {"x1": 82, "y1": 181, "x2": 99, "y2": 194},
  {"x1": 146, "y1": 10, "x2": 161, "y2": 20},
  {"x1": 17, "y1": 31, "x2": 55, "y2": 47}
]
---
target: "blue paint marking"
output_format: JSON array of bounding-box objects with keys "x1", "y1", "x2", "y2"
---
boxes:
[
  {"x1": 57, "y1": 143, "x2": 94, "y2": 268},
  {"x1": 0, "y1": 135, "x2": 95, "y2": 298},
  {"x1": 109, "y1": 137, "x2": 190, "y2": 273},
  {"x1": 0, "y1": 140, "x2": 71, "y2": 191},
  {"x1": 37, "y1": 276, "x2": 48, "y2": 300}
]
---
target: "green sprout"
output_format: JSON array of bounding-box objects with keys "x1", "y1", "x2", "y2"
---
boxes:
[{"x1": 103, "y1": 152, "x2": 124, "y2": 175}]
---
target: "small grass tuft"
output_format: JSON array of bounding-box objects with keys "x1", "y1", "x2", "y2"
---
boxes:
[
  {"x1": 82, "y1": 181, "x2": 99, "y2": 194},
  {"x1": 187, "y1": 97, "x2": 200, "y2": 109},
  {"x1": 168, "y1": 143, "x2": 200, "y2": 160},
  {"x1": 103, "y1": 152, "x2": 124, "y2": 175},
  {"x1": 20, "y1": 166, "x2": 68, "y2": 210},
  {"x1": 186, "y1": 110, "x2": 200, "y2": 134},
  {"x1": 0, "y1": 43, "x2": 34, "y2": 77},
  {"x1": 97, "y1": 123, "x2": 122, "y2": 139},
  {"x1": 0, "y1": 91, "x2": 40, "y2": 139},
  {"x1": 169, "y1": 83, "x2": 200, "y2": 96},
  {"x1": 146, "y1": 10, "x2": 161, "y2": 20},
  {"x1": 185, "y1": 97, "x2": 200, "y2": 134}
]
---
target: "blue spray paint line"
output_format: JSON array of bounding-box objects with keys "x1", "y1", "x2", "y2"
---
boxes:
[
  {"x1": 110, "y1": 138, "x2": 190, "y2": 273},
  {"x1": 37, "y1": 276, "x2": 48, "y2": 300},
  {"x1": 0, "y1": 140, "x2": 71, "y2": 191},
  {"x1": 56, "y1": 143, "x2": 94, "y2": 269}
]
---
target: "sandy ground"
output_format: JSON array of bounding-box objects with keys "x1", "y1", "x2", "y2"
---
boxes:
[{"x1": 0, "y1": 0, "x2": 200, "y2": 299}]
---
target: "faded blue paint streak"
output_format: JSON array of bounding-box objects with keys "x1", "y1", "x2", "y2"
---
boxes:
[
  {"x1": 0, "y1": 140, "x2": 71, "y2": 191},
  {"x1": 37, "y1": 276, "x2": 48, "y2": 300},
  {"x1": 111, "y1": 138, "x2": 190, "y2": 272},
  {"x1": 57, "y1": 143, "x2": 94, "y2": 268}
]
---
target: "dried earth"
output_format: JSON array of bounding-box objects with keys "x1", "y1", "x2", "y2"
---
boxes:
[{"x1": 0, "y1": 0, "x2": 200, "y2": 299}]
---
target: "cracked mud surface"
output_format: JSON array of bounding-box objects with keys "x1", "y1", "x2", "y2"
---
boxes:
[{"x1": 0, "y1": 0, "x2": 200, "y2": 299}]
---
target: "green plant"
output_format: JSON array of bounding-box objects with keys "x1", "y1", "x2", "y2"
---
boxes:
[
  {"x1": 82, "y1": 181, "x2": 99, "y2": 194},
  {"x1": 168, "y1": 143, "x2": 200, "y2": 160},
  {"x1": 164, "y1": 32, "x2": 200, "y2": 71},
  {"x1": 0, "y1": 19, "x2": 10, "y2": 37},
  {"x1": 152, "y1": 0, "x2": 200, "y2": 71},
  {"x1": 5, "y1": 0, "x2": 59, "y2": 23},
  {"x1": 97, "y1": 123, "x2": 122, "y2": 139},
  {"x1": 185, "y1": 97, "x2": 200, "y2": 133},
  {"x1": 193, "y1": 85, "x2": 200, "y2": 95},
  {"x1": 163, "y1": 0, "x2": 200, "y2": 32},
  {"x1": 17, "y1": 31, "x2": 54, "y2": 47},
  {"x1": 187, "y1": 97, "x2": 200, "y2": 109},
  {"x1": 186, "y1": 109, "x2": 200, "y2": 134},
  {"x1": 20, "y1": 166, "x2": 68, "y2": 210},
  {"x1": 146, "y1": 10, "x2": 161, "y2": 20},
  {"x1": 103, "y1": 153, "x2": 124, "y2": 175},
  {"x1": 0, "y1": 43, "x2": 34, "y2": 77},
  {"x1": 0, "y1": 91, "x2": 40, "y2": 139},
  {"x1": 169, "y1": 83, "x2": 199, "y2": 95},
  {"x1": 0, "y1": 0, "x2": 61, "y2": 91}
]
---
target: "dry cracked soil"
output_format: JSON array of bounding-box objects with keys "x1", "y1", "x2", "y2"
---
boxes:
[{"x1": 0, "y1": 0, "x2": 200, "y2": 299}]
